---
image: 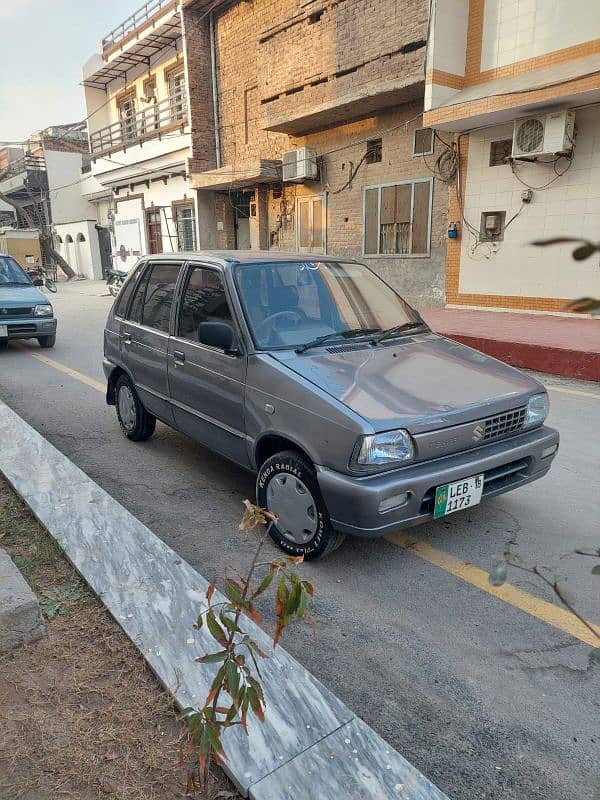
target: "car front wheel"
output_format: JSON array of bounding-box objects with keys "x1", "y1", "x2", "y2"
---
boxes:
[
  {"x1": 115, "y1": 374, "x2": 156, "y2": 441},
  {"x1": 37, "y1": 334, "x2": 56, "y2": 348},
  {"x1": 256, "y1": 450, "x2": 345, "y2": 560}
]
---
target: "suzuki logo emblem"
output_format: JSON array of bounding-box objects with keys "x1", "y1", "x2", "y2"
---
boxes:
[{"x1": 472, "y1": 424, "x2": 485, "y2": 442}]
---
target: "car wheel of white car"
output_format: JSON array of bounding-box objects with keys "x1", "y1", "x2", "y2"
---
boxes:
[
  {"x1": 257, "y1": 450, "x2": 345, "y2": 560},
  {"x1": 115, "y1": 374, "x2": 156, "y2": 442}
]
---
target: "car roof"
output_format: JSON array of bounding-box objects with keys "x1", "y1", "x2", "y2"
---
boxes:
[{"x1": 143, "y1": 251, "x2": 358, "y2": 269}]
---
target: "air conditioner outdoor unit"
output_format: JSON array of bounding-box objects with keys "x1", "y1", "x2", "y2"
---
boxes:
[
  {"x1": 282, "y1": 147, "x2": 318, "y2": 182},
  {"x1": 512, "y1": 110, "x2": 575, "y2": 158}
]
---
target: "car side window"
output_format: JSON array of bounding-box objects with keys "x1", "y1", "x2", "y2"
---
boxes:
[
  {"x1": 114, "y1": 262, "x2": 146, "y2": 318},
  {"x1": 177, "y1": 266, "x2": 233, "y2": 343},
  {"x1": 141, "y1": 262, "x2": 180, "y2": 332},
  {"x1": 127, "y1": 266, "x2": 151, "y2": 324}
]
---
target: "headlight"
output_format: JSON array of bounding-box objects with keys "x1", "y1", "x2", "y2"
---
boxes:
[
  {"x1": 352, "y1": 429, "x2": 415, "y2": 472},
  {"x1": 34, "y1": 304, "x2": 53, "y2": 317},
  {"x1": 524, "y1": 392, "x2": 549, "y2": 428}
]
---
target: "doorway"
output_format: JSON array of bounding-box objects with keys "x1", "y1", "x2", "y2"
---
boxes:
[
  {"x1": 96, "y1": 225, "x2": 113, "y2": 278},
  {"x1": 230, "y1": 190, "x2": 254, "y2": 250},
  {"x1": 296, "y1": 195, "x2": 326, "y2": 254}
]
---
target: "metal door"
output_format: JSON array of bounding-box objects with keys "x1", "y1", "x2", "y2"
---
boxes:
[{"x1": 96, "y1": 226, "x2": 113, "y2": 278}]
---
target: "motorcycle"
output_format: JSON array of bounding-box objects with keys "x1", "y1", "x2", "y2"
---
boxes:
[
  {"x1": 26, "y1": 265, "x2": 57, "y2": 293},
  {"x1": 106, "y1": 268, "x2": 128, "y2": 297}
]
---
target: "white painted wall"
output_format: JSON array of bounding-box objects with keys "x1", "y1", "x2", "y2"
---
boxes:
[
  {"x1": 45, "y1": 149, "x2": 95, "y2": 224},
  {"x1": 428, "y1": 0, "x2": 469, "y2": 76},
  {"x1": 55, "y1": 221, "x2": 102, "y2": 280},
  {"x1": 481, "y1": 0, "x2": 600, "y2": 72},
  {"x1": 458, "y1": 106, "x2": 600, "y2": 301},
  {"x1": 112, "y1": 175, "x2": 196, "y2": 271}
]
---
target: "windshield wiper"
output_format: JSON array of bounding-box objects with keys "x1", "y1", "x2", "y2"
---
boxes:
[
  {"x1": 371, "y1": 321, "x2": 428, "y2": 345},
  {"x1": 295, "y1": 327, "x2": 382, "y2": 354},
  {"x1": 1, "y1": 281, "x2": 30, "y2": 286}
]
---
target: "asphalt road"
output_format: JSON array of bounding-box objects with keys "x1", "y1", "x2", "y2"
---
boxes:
[{"x1": 1, "y1": 280, "x2": 599, "y2": 800}]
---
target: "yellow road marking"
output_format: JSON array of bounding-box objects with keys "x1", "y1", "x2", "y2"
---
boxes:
[
  {"x1": 15, "y1": 346, "x2": 105, "y2": 394},
  {"x1": 386, "y1": 532, "x2": 600, "y2": 646},
  {"x1": 18, "y1": 344, "x2": 600, "y2": 645},
  {"x1": 546, "y1": 385, "x2": 600, "y2": 401}
]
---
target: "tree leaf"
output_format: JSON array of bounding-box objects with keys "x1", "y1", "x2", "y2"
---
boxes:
[
  {"x1": 488, "y1": 559, "x2": 508, "y2": 587},
  {"x1": 226, "y1": 661, "x2": 240, "y2": 699},
  {"x1": 223, "y1": 579, "x2": 244, "y2": 605},
  {"x1": 591, "y1": 565, "x2": 600, "y2": 575},
  {"x1": 572, "y1": 242, "x2": 596, "y2": 260},
  {"x1": 589, "y1": 648, "x2": 600, "y2": 664},
  {"x1": 555, "y1": 581, "x2": 575, "y2": 607},
  {"x1": 220, "y1": 613, "x2": 243, "y2": 635},
  {"x1": 252, "y1": 571, "x2": 274, "y2": 599},
  {"x1": 206, "y1": 610, "x2": 228, "y2": 647},
  {"x1": 206, "y1": 582, "x2": 216, "y2": 602},
  {"x1": 531, "y1": 237, "x2": 582, "y2": 246},
  {"x1": 196, "y1": 650, "x2": 228, "y2": 664}
]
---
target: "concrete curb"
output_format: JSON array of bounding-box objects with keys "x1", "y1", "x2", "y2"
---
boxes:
[
  {"x1": 0, "y1": 548, "x2": 45, "y2": 653},
  {"x1": 0, "y1": 398, "x2": 449, "y2": 800}
]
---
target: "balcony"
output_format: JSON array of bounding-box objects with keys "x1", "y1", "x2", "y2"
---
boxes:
[
  {"x1": 102, "y1": 0, "x2": 176, "y2": 51},
  {"x1": 89, "y1": 92, "x2": 188, "y2": 157},
  {"x1": 0, "y1": 155, "x2": 47, "y2": 197}
]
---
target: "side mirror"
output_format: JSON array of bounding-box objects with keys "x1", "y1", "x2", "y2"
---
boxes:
[
  {"x1": 198, "y1": 321, "x2": 240, "y2": 354},
  {"x1": 33, "y1": 278, "x2": 44, "y2": 287}
]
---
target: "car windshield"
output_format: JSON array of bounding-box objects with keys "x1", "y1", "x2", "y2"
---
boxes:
[
  {"x1": 0, "y1": 256, "x2": 31, "y2": 286},
  {"x1": 234, "y1": 260, "x2": 422, "y2": 350}
]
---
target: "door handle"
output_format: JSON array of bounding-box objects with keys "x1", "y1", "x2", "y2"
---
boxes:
[
  {"x1": 173, "y1": 350, "x2": 186, "y2": 365},
  {"x1": 121, "y1": 333, "x2": 132, "y2": 345}
]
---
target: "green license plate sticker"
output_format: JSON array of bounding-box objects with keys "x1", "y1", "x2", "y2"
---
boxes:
[{"x1": 434, "y1": 474, "x2": 484, "y2": 519}]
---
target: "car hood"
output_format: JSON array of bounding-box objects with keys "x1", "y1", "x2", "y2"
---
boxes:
[
  {"x1": 271, "y1": 333, "x2": 543, "y2": 433},
  {"x1": 0, "y1": 284, "x2": 47, "y2": 306}
]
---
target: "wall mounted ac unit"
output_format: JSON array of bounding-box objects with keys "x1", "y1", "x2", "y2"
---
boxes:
[
  {"x1": 512, "y1": 110, "x2": 575, "y2": 158},
  {"x1": 282, "y1": 147, "x2": 318, "y2": 182}
]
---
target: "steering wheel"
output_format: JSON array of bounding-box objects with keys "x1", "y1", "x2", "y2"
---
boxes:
[{"x1": 255, "y1": 310, "x2": 305, "y2": 343}]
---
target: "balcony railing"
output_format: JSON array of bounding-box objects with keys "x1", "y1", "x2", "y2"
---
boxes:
[
  {"x1": 102, "y1": 0, "x2": 174, "y2": 50},
  {"x1": 0, "y1": 155, "x2": 46, "y2": 178},
  {"x1": 89, "y1": 92, "x2": 188, "y2": 156}
]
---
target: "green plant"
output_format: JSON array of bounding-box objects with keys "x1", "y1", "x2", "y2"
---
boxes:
[
  {"x1": 489, "y1": 540, "x2": 600, "y2": 663},
  {"x1": 532, "y1": 237, "x2": 600, "y2": 314},
  {"x1": 181, "y1": 501, "x2": 315, "y2": 788}
]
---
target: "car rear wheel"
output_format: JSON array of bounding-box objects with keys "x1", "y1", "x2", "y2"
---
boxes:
[
  {"x1": 115, "y1": 374, "x2": 156, "y2": 441},
  {"x1": 37, "y1": 334, "x2": 56, "y2": 348},
  {"x1": 256, "y1": 450, "x2": 345, "y2": 560}
]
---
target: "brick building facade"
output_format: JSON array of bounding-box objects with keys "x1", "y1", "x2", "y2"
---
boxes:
[{"x1": 185, "y1": 0, "x2": 449, "y2": 308}]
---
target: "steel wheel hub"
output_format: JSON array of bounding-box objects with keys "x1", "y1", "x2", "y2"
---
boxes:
[
  {"x1": 267, "y1": 472, "x2": 318, "y2": 545},
  {"x1": 118, "y1": 385, "x2": 137, "y2": 431}
]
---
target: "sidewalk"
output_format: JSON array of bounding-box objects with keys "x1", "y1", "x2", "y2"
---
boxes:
[{"x1": 422, "y1": 308, "x2": 600, "y2": 382}]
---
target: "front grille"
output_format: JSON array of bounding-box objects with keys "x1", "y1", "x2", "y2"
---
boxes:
[
  {"x1": 0, "y1": 307, "x2": 34, "y2": 318},
  {"x1": 483, "y1": 407, "x2": 526, "y2": 441},
  {"x1": 419, "y1": 457, "x2": 531, "y2": 515},
  {"x1": 7, "y1": 324, "x2": 37, "y2": 336}
]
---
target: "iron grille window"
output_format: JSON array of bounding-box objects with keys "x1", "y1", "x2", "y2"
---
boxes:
[
  {"x1": 168, "y1": 70, "x2": 186, "y2": 122},
  {"x1": 175, "y1": 204, "x2": 197, "y2": 251},
  {"x1": 366, "y1": 138, "x2": 382, "y2": 164},
  {"x1": 413, "y1": 128, "x2": 434, "y2": 156},
  {"x1": 489, "y1": 139, "x2": 512, "y2": 166},
  {"x1": 363, "y1": 180, "x2": 432, "y2": 256}
]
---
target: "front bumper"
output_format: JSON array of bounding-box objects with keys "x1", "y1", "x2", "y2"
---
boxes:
[
  {"x1": 316, "y1": 425, "x2": 559, "y2": 538},
  {"x1": 0, "y1": 315, "x2": 56, "y2": 340}
]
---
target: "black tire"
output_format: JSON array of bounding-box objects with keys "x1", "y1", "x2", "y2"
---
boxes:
[
  {"x1": 0, "y1": 339, "x2": 8, "y2": 349},
  {"x1": 37, "y1": 334, "x2": 56, "y2": 348},
  {"x1": 115, "y1": 374, "x2": 156, "y2": 441},
  {"x1": 256, "y1": 450, "x2": 345, "y2": 560}
]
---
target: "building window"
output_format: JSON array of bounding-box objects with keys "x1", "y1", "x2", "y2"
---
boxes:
[
  {"x1": 117, "y1": 92, "x2": 137, "y2": 141},
  {"x1": 296, "y1": 195, "x2": 325, "y2": 254},
  {"x1": 168, "y1": 68, "x2": 186, "y2": 121},
  {"x1": 363, "y1": 179, "x2": 432, "y2": 256},
  {"x1": 146, "y1": 208, "x2": 163, "y2": 254},
  {"x1": 366, "y1": 138, "x2": 382, "y2": 164},
  {"x1": 489, "y1": 139, "x2": 512, "y2": 167},
  {"x1": 141, "y1": 262, "x2": 180, "y2": 333},
  {"x1": 76, "y1": 233, "x2": 86, "y2": 242},
  {"x1": 175, "y1": 203, "x2": 197, "y2": 251},
  {"x1": 141, "y1": 77, "x2": 158, "y2": 133},
  {"x1": 413, "y1": 127, "x2": 434, "y2": 157}
]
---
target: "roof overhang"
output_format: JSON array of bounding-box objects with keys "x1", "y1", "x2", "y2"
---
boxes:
[
  {"x1": 83, "y1": 15, "x2": 182, "y2": 91},
  {"x1": 190, "y1": 159, "x2": 282, "y2": 190}
]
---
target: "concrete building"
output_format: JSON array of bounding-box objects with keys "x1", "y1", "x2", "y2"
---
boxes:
[
  {"x1": 425, "y1": 0, "x2": 600, "y2": 312},
  {"x1": 0, "y1": 126, "x2": 102, "y2": 280},
  {"x1": 82, "y1": 0, "x2": 199, "y2": 274},
  {"x1": 82, "y1": 0, "x2": 449, "y2": 307}
]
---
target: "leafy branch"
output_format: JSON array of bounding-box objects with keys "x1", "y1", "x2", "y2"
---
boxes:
[
  {"x1": 489, "y1": 539, "x2": 600, "y2": 663},
  {"x1": 532, "y1": 237, "x2": 600, "y2": 315},
  {"x1": 181, "y1": 500, "x2": 315, "y2": 789}
]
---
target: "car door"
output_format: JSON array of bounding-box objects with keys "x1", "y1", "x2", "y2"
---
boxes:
[
  {"x1": 167, "y1": 263, "x2": 249, "y2": 466},
  {"x1": 120, "y1": 260, "x2": 182, "y2": 424}
]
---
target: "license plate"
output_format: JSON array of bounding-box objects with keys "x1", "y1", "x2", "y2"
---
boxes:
[
  {"x1": 0, "y1": 324, "x2": 7, "y2": 337},
  {"x1": 434, "y1": 474, "x2": 484, "y2": 519}
]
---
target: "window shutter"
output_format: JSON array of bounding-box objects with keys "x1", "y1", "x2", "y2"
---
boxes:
[
  {"x1": 411, "y1": 182, "x2": 431, "y2": 255},
  {"x1": 364, "y1": 188, "x2": 379, "y2": 254}
]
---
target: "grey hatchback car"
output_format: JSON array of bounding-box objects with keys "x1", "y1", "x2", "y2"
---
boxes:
[{"x1": 103, "y1": 252, "x2": 559, "y2": 559}]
